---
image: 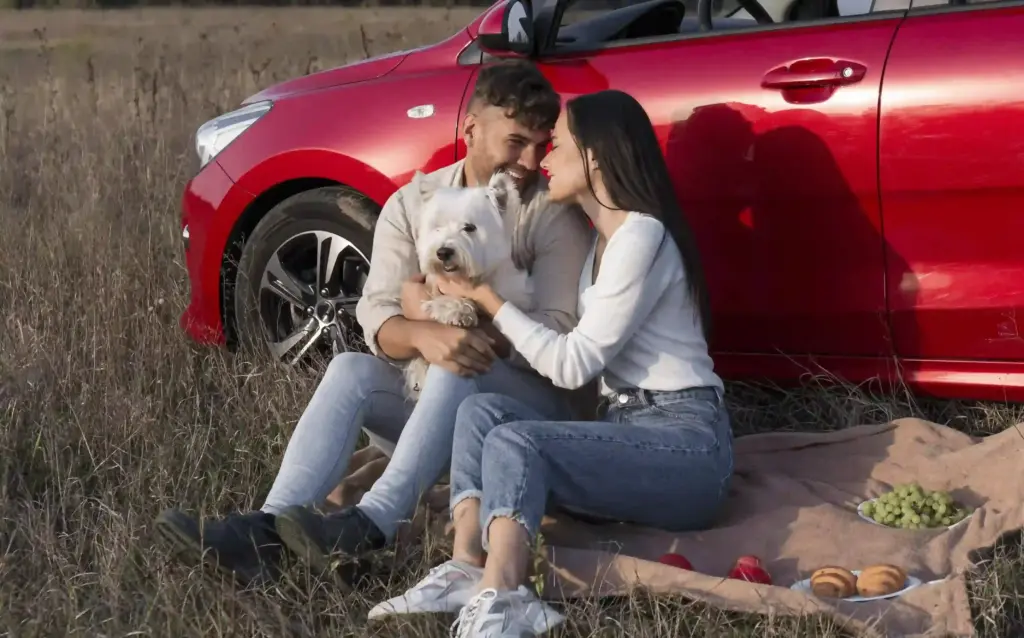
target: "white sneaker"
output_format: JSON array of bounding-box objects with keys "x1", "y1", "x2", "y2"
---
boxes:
[
  {"x1": 450, "y1": 586, "x2": 566, "y2": 637},
  {"x1": 368, "y1": 559, "x2": 484, "y2": 620}
]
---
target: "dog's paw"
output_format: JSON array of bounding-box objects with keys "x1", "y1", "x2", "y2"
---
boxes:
[{"x1": 424, "y1": 296, "x2": 478, "y2": 328}]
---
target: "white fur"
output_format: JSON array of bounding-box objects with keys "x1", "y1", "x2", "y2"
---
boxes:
[{"x1": 404, "y1": 171, "x2": 534, "y2": 399}]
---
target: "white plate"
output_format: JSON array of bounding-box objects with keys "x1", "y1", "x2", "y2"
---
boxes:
[
  {"x1": 790, "y1": 569, "x2": 923, "y2": 602},
  {"x1": 856, "y1": 498, "x2": 972, "y2": 531}
]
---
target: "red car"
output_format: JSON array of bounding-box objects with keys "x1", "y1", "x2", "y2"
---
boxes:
[{"x1": 179, "y1": 0, "x2": 1024, "y2": 403}]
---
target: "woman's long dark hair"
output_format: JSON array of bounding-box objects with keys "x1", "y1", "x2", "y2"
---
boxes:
[{"x1": 565, "y1": 89, "x2": 713, "y2": 341}]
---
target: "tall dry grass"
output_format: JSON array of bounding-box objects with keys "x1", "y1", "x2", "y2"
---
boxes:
[{"x1": 0, "y1": 7, "x2": 1021, "y2": 636}]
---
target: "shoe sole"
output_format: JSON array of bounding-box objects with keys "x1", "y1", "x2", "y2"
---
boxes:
[
  {"x1": 274, "y1": 506, "x2": 353, "y2": 592},
  {"x1": 154, "y1": 509, "x2": 268, "y2": 588},
  {"x1": 367, "y1": 600, "x2": 464, "y2": 622}
]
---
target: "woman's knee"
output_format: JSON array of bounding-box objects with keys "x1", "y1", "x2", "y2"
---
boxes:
[
  {"x1": 479, "y1": 421, "x2": 538, "y2": 469},
  {"x1": 452, "y1": 391, "x2": 507, "y2": 452},
  {"x1": 454, "y1": 393, "x2": 518, "y2": 439}
]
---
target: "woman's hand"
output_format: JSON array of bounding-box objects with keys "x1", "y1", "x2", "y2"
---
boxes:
[
  {"x1": 436, "y1": 273, "x2": 483, "y2": 302},
  {"x1": 437, "y1": 274, "x2": 506, "y2": 318}
]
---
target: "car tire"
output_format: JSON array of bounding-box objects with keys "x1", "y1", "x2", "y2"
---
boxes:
[{"x1": 233, "y1": 186, "x2": 376, "y2": 365}]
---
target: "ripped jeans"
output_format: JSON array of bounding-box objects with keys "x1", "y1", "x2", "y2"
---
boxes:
[{"x1": 449, "y1": 387, "x2": 734, "y2": 550}]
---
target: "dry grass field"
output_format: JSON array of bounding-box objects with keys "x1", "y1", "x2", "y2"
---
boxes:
[{"x1": 0, "y1": 7, "x2": 1022, "y2": 637}]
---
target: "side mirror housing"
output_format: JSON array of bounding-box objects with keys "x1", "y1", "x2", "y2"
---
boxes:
[{"x1": 477, "y1": 0, "x2": 535, "y2": 56}]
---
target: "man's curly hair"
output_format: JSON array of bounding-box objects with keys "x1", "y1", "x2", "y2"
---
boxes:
[{"x1": 469, "y1": 60, "x2": 561, "y2": 131}]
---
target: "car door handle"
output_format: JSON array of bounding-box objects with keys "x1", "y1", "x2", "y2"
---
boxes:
[{"x1": 761, "y1": 62, "x2": 866, "y2": 89}]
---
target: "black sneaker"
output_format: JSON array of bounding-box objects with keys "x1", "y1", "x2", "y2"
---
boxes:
[
  {"x1": 155, "y1": 508, "x2": 284, "y2": 588},
  {"x1": 274, "y1": 505, "x2": 387, "y2": 581}
]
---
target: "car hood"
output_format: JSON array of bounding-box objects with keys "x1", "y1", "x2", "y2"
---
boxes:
[{"x1": 242, "y1": 48, "x2": 418, "y2": 104}]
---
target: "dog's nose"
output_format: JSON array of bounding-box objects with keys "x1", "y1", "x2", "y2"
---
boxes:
[{"x1": 436, "y1": 247, "x2": 454, "y2": 261}]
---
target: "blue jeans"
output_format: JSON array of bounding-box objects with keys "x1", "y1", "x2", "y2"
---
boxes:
[
  {"x1": 261, "y1": 352, "x2": 571, "y2": 539},
  {"x1": 449, "y1": 388, "x2": 734, "y2": 550}
]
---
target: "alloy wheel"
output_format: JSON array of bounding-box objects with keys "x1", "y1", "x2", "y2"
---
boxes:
[{"x1": 258, "y1": 230, "x2": 370, "y2": 365}]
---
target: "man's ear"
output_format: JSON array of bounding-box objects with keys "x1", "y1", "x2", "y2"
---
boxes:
[
  {"x1": 486, "y1": 170, "x2": 521, "y2": 215},
  {"x1": 462, "y1": 112, "x2": 477, "y2": 147}
]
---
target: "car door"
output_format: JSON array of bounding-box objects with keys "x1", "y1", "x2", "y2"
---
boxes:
[
  {"x1": 511, "y1": 0, "x2": 905, "y2": 378},
  {"x1": 879, "y1": 0, "x2": 1024, "y2": 367}
]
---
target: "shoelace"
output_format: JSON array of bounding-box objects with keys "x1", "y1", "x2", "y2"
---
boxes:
[{"x1": 449, "y1": 588, "x2": 496, "y2": 638}]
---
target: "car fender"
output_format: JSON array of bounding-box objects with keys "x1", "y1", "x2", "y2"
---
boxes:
[
  {"x1": 217, "y1": 64, "x2": 476, "y2": 211},
  {"x1": 230, "y1": 148, "x2": 397, "y2": 209}
]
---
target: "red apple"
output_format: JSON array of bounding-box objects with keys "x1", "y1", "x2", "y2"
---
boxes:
[
  {"x1": 735, "y1": 555, "x2": 763, "y2": 569},
  {"x1": 658, "y1": 553, "x2": 693, "y2": 571},
  {"x1": 727, "y1": 556, "x2": 772, "y2": 585}
]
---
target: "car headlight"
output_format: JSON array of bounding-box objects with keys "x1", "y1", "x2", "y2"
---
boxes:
[{"x1": 195, "y1": 100, "x2": 273, "y2": 170}]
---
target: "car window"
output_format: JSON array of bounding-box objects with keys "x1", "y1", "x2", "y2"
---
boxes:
[
  {"x1": 554, "y1": 0, "x2": 753, "y2": 50},
  {"x1": 910, "y1": 0, "x2": 1004, "y2": 7},
  {"x1": 561, "y1": 0, "x2": 741, "y2": 25},
  {"x1": 552, "y1": 0, "x2": 907, "y2": 51},
  {"x1": 838, "y1": 0, "x2": 872, "y2": 12}
]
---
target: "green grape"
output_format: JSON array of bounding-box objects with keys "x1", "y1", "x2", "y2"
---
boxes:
[{"x1": 872, "y1": 485, "x2": 974, "y2": 530}]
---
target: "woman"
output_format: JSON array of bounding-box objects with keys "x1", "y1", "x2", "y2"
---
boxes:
[{"x1": 369, "y1": 89, "x2": 734, "y2": 637}]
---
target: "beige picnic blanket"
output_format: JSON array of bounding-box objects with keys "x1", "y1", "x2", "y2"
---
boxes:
[{"x1": 334, "y1": 417, "x2": 1024, "y2": 637}]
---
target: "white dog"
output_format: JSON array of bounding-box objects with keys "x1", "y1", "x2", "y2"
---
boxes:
[{"x1": 403, "y1": 170, "x2": 533, "y2": 399}]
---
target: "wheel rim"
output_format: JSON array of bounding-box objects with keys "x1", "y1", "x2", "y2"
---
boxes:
[{"x1": 258, "y1": 230, "x2": 369, "y2": 366}]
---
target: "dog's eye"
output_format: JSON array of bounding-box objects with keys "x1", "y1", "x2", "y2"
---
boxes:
[{"x1": 463, "y1": 224, "x2": 477, "y2": 233}]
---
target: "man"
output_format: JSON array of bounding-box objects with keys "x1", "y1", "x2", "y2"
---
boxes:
[{"x1": 155, "y1": 60, "x2": 592, "y2": 589}]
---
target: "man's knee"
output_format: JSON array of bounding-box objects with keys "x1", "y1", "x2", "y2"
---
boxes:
[
  {"x1": 324, "y1": 352, "x2": 392, "y2": 389},
  {"x1": 420, "y1": 362, "x2": 479, "y2": 394}
]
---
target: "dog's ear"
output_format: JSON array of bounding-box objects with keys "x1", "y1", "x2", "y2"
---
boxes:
[
  {"x1": 486, "y1": 171, "x2": 521, "y2": 215},
  {"x1": 412, "y1": 171, "x2": 436, "y2": 204}
]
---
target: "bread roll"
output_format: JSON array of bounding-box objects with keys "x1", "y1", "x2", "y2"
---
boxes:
[
  {"x1": 810, "y1": 566, "x2": 857, "y2": 598},
  {"x1": 856, "y1": 564, "x2": 907, "y2": 597}
]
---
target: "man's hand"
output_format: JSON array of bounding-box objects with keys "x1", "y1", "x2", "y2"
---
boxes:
[
  {"x1": 477, "y1": 319, "x2": 512, "y2": 359},
  {"x1": 400, "y1": 273, "x2": 432, "y2": 321},
  {"x1": 411, "y1": 322, "x2": 497, "y2": 376}
]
